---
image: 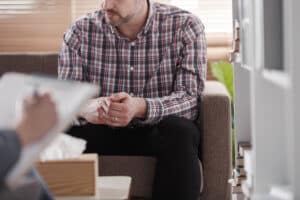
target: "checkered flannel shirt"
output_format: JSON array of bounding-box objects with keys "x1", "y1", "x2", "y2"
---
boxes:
[{"x1": 58, "y1": 1, "x2": 207, "y2": 125}]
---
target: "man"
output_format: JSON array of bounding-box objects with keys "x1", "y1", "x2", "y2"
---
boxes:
[
  {"x1": 0, "y1": 93, "x2": 57, "y2": 200},
  {"x1": 59, "y1": 0, "x2": 206, "y2": 199}
]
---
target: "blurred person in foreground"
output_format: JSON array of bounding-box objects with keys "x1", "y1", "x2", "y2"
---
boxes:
[{"x1": 0, "y1": 93, "x2": 57, "y2": 200}]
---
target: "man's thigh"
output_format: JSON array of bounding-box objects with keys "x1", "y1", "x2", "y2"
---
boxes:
[
  {"x1": 67, "y1": 124, "x2": 159, "y2": 156},
  {"x1": 67, "y1": 117, "x2": 199, "y2": 156}
]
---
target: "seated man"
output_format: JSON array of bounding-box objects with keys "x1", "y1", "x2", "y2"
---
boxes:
[
  {"x1": 59, "y1": 0, "x2": 206, "y2": 199},
  {"x1": 0, "y1": 93, "x2": 57, "y2": 200}
]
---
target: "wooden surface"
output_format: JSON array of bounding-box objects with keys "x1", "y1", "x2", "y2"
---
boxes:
[
  {"x1": 36, "y1": 154, "x2": 98, "y2": 196},
  {"x1": 56, "y1": 176, "x2": 132, "y2": 200}
]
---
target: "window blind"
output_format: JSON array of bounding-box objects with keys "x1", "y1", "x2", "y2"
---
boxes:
[
  {"x1": 73, "y1": 0, "x2": 233, "y2": 33},
  {"x1": 0, "y1": 0, "x2": 232, "y2": 52},
  {"x1": 0, "y1": 0, "x2": 41, "y2": 15},
  {"x1": 0, "y1": 0, "x2": 58, "y2": 16},
  {"x1": 0, "y1": 0, "x2": 71, "y2": 52},
  {"x1": 167, "y1": 0, "x2": 232, "y2": 33},
  {"x1": 72, "y1": 0, "x2": 99, "y2": 21}
]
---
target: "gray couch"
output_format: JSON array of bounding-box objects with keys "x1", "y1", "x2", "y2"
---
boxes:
[{"x1": 0, "y1": 53, "x2": 232, "y2": 200}]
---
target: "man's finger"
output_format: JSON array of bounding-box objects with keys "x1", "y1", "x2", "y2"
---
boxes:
[
  {"x1": 109, "y1": 102, "x2": 124, "y2": 111},
  {"x1": 107, "y1": 110, "x2": 125, "y2": 119},
  {"x1": 110, "y1": 92, "x2": 128, "y2": 102},
  {"x1": 104, "y1": 98, "x2": 111, "y2": 107},
  {"x1": 99, "y1": 103, "x2": 109, "y2": 113},
  {"x1": 97, "y1": 107, "x2": 107, "y2": 118},
  {"x1": 97, "y1": 98, "x2": 110, "y2": 113}
]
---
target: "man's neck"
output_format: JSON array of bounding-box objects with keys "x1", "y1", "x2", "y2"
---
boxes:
[{"x1": 117, "y1": 0, "x2": 149, "y2": 41}]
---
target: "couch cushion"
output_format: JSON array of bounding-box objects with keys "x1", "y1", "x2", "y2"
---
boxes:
[
  {"x1": 99, "y1": 156, "x2": 204, "y2": 198},
  {"x1": 99, "y1": 156, "x2": 156, "y2": 198}
]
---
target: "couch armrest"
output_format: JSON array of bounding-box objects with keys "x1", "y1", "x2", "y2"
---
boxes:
[{"x1": 198, "y1": 81, "x2": 232, "y2": 200}]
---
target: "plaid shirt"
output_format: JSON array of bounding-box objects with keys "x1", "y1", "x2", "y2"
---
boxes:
[{"x1": 58, "y1": 1, "x2": 207, "y2": 125}]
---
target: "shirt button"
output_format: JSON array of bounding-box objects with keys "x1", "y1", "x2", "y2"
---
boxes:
[
  {"x1": 131, "y1": 42, "x2": 135, "y2": 46},
  {"x1": 130, "y1": 92, "x2": 134, "y2": 96},
  {"x1": 130, "y1": 66, "x2": 134, "y2": 71}
]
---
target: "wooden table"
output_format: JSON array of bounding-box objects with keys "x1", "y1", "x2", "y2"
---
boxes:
[{"x1": 56, "y1": 176, "x2": 131, "y2": 200}]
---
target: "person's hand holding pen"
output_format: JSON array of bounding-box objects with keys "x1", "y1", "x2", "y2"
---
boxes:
[{"x1": 15, "y1": 92, "x2": 58, "y2": 147}]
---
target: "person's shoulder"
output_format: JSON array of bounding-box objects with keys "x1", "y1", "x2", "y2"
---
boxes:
[
  {"x1": 153, "y1": 2, "x2": 204, "y2": 32},
  {"x1": 63, "y1": 10, "x2": 105, "y2": 48},
  {"x1": 70, "y1": 10, "x2": 106, "y2": 32}
]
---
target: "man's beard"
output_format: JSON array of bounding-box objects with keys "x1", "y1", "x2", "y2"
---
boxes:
[{"x1": 105, "y1": 11, "x2": 136, "y2": 27}]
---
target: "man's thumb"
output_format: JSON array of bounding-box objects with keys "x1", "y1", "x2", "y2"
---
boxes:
[{"x1": 110, "y1": 92, "x2": 128, "y2": 102}]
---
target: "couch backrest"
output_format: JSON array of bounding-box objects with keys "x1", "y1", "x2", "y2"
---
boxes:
[
  {"x1": 0, "y1": 33, "x2": 232, "y2": 79},
  {"x1": 0, "y1": 54, "x2": 58, "y2": 77}
]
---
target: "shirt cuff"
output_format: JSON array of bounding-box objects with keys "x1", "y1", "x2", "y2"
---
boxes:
[
  {"x1": 0, "y1": 130, "x2": 22, "y2": 182},
  {"x1": 138, "y1": 98, "x2": 164, "y2": 125}
]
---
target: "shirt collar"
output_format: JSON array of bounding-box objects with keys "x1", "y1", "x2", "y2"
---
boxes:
[
  {"x1": 106, "y1": 0, "x2": 156, "y2": 37},
  {"x1": 142, "y1": 0, "x2": 155, "y2": 35}
]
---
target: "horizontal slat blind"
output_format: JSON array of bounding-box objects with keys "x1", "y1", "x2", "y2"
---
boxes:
[
  {"x1": 0, "y1": 0, "x2": 46, "y2": 15},
  {"x1": 72, "y1": 0, "x2": 99, "y2": 21},
  {"x1": 168, "y1": 0, "x2": 232, "y2": 33},
  {"x1": 0, "y1": 0, "x2": 71, "y2": 52},
  {"x1": 73, "y1": 0, "x2": 232, "y2": 33},
  {"x1": 0, "y1": 0, "x2": 232, "y2": 52},
  {"x1": 198, "y1": 0, "x2": 232, "y2": 33}
]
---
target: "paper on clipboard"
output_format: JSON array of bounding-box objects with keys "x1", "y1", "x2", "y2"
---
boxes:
[{"x1": 0, "y1": 72, "x2": 99, "y2": 189}]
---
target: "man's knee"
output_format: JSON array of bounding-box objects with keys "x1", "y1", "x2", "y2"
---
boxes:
[{"x1": 158, "y1": 116, "x2": 200, "y2": 148}]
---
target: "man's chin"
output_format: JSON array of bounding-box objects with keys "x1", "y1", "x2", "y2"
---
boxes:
[{"x1": 105, "y1": 17, "x2": 121, "y2": 26}]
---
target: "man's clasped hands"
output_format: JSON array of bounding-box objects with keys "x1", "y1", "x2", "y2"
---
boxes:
[{"x1": 79, "y1": 92, "x2": 146, "y2": 127}]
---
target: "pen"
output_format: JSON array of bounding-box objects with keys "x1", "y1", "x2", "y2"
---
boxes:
[{"x1": 32, "y1": 84, "x2": 40, "y2": 103}]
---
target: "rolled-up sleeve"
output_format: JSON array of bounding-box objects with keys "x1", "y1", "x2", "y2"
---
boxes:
[{"x1": 0, "y1": 131, "x2": 21, "y2": 183}]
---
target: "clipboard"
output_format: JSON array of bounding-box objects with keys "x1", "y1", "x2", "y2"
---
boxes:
[{"x1": 0, "y1": 72, "x2": 99, "y2": 188}]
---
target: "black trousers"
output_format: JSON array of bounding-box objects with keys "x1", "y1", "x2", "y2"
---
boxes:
[{"x1": 67, "y1": 116, "x2": 201, "y2": 200}]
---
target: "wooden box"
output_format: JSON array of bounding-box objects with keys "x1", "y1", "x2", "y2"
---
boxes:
[{"x1": 36, "y1": 154, "x2": 98, "y2": 196}]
